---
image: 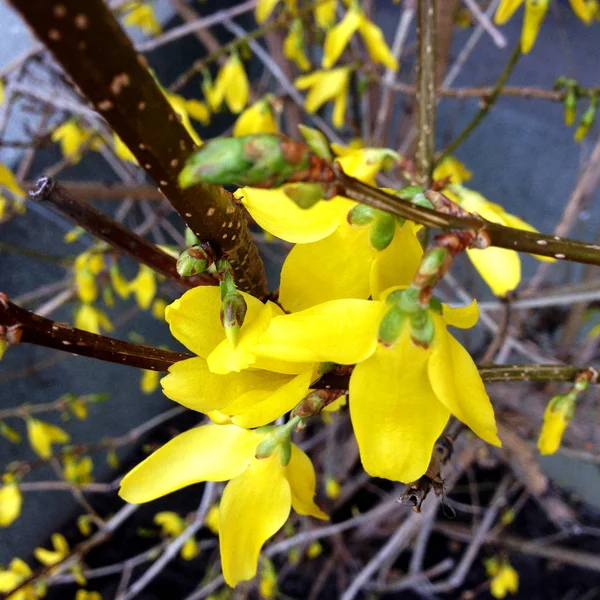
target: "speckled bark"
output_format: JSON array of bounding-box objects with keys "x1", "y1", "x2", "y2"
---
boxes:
[{"x1": 10, "y1": 0, "x2": 268, "y2": 298}]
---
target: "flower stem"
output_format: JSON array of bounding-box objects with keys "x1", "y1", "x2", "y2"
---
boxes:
[
  {"x1": 9, "y1": 0, "x2": 268, "y2": 298},
  {"x1": 30, "y1": 177, "x2": 215, "y2": 289},
  {"x1": 0, "y1": 294, "x2": 191, "y2": 371}
]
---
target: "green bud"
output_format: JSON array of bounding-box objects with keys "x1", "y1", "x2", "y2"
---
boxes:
[
  {"x1": 220, "y1": 292, "x2": 247, "y2": 347},
  {"x1": 409, "y1": 192, "x2": 434, "y2": 210},
  {"x1": 177, "y1": 244, "x2": 213, "y2": 277},
  {"x1": 378, "y1": 305, "x2": 406, "y2": 347},
  {"x1": 564, "y1": 88, "x2": 577, "y2": 127},
  {"x1": 410, "y1": 309, "x2": 435, "y2": 347},
  {"x1": 179, "y1": 135, "x2": 312, "y2": 188},
  {"x1": 298, "y1": 125, "x2": 333, "y2": 160},
  {"x1": 574, "y1": 96, "x2": 598, "y2": 142},
  {"x1": 369, "y1": 214, "x2": 396, "y2": 251},
  {"x1": 395, "y1": 186, "x2": 424, "y2": 200},
  {"x1": 0, "y1": 421, "x2": 22, "y2": 444},
  {"x1": 347, "y1": 204, "x2": 376, "y2": 226},
  {"x1": 278, "y1": 438, "x2": 292, "y2": 466},
  {"x1": 284, "y1": 183, "x2": 325, "y2": 209}
]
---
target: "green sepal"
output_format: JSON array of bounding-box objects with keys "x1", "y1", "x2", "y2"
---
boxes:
[
  {"x1": 298, "y1": 125, "x2": 332, "y2": 160},
  {"x1": 255, "y1": 434, "x2": 279, "y2": 459},
  {"x1": 278, "y1": 439, "x2": 292, "y2": 466},
  {"x1": 284, "y1": 183, "x2": 325, "y2": 209},
  {"x1": 369, "y1": 214, "x2": 396, "y2": 251},
  {"x1": 378, "y1": 305, "x2": 406, "y2": 347},
  {"x1": 409, "y1": 309, "x2": 435, "y2": 347},
  {"x1": 564, "y1": 88, "x2": 577, "y2": 127},
  {"x1": 347, "y1": 204, "x2": 376, "y2": 226},
  {"x1": 220, "y1": 292, "x2": 247, "y2": 347}
]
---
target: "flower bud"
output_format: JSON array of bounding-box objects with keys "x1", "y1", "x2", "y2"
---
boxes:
[
  {"x1": 538, "y1": 393, "x2": 575, "y2": 455},
  {"x1": 378, "y1": 305, "x2": 405, "y2": 347},
  {"x1": 574, "y1": 96, "x2": 598, "y2": 142},
  {"x1": 176, "y1": 244, "x2": 214, "y2": 277},
  {"x1": 298, "y1": 124, "x2": 333, "y2": 160},
  {"x1": 410, "y1": 309, "x2": 435, "y2": 348},
  {"x1": 220, "y1": 292, "x2": 247, "y2": 347},
  {"x1": 563, "y1": 87, "x2": 577, "y2": 127},
  {"x1": 179, "y1": 134, "x2": 312, "y2": 188},
  {"x1": 369, "y1": 214, "x2": 396, "y2": 251}
]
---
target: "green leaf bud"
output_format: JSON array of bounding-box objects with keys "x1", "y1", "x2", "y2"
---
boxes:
[
  {"x1": 378, "y1": 304, "x2": 406, "y2": 347},
  {"x1": 574, "y1": 96, "x2": 598, "y2": 142},
  {"x1": 177, "y1": 244, "x2": 213, "y2": 277},
  {"x1": 347, "y1": 204, "x2": 376, "y2": 226},
  {"x1": 564, "y1": 87, "x2": 577, "y2": 127},
  {"x1": 298, "y1": 125, "x2": 333, "y2": 160},
  {"x1": 369, "y1": 214, "x2": 396, "y2": 251}
]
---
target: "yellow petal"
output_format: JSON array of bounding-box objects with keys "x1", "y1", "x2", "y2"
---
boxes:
[
  {"x1": 236, "y1": 187, "x2": 352, "y2": 243},
  {"x1": 349, "y1": 337, "x2": 450, "y2": 483},
  {"x1": 432, "y1": 156, "x2": 472, "y2": 186},
  {"x1": 129, "y1": 265, "x2": 156, "y2": 310},
  {"x1": 140, "y1": 369, "x2": 160, "y2": 394},
  {"x1": 185, "y1": 99, "x2": 210, "y2": 125},
  {"x1": 280, "y1": 222, "x2": 375, "y2": 312},
  {"x1": 467, "y1": 246, "x2": 521, "y2": 296},
  {"x1": 255, "y1": 298, "x2": 382, "y2": 365},
  {"x1": 256, "y1": 0, "x2": 281, "y2": 23},
  {"x1": 165, "y1": 287, "x2": 263, "y2": 358},
  {"x1": 569, "y1": 0, "x2": 592, "y2": 22},
  {"x1": 182, "y1": 538, "x2": 199, "y2": 560},
  {"x1": 428, "y1": 319, "x2": 501, "y2": 447},
  {"x1": 119, "y1": 425, "x2": 260, "y2": 503},
  {"x1": 442, "y1": 299, "x2": 479, "y2": 329},
  {"x1": 0, "y1": 480, "x2": 22, "y2": 527},
  {"x1": 296, "y1": 68, "x2": 351, "y2": 115},
  {"x1": 358, "y1": 17, "x2": 398, "y2": 70},
  {"x1": 227, "y1": 370, "x2": 314, "y2": 428},
  {"x1": 322, "y1": 9, "x2": 361, "y2": 68},
  {"x1": 0, "y1": 162, "x2": 25, "y2": 198},
  {"x1": 233, "y1": 100, "x2": 278, "y2": 136},
  {"x1": 287, "y1": 445, "x2": 328, "y2": 519},
  {"x1": 332, "y1": 79, "x2": 348, "y2": 128},
  {"x1": 369, "y1": 223, "x2": 423, "y2": 300},
  {"x1": 219, "y1": 455, "x2": 291, "y2": 586},
  {"x1": 521, "y1": 0, "x2": 548, "y2": 53},
  {"x1": 315, "y1": 0, "x2": 337, "y2": 28},
  {"x1": 224, "y1": 56, "x2": 249, "y2": 114},
  {"x1": 27, "y1": 419, "x2": 70, "y2": 459},
  {"x1": 155, "y1": 511, "x2": 185, "y2": 536},
  {"x1": 537, "y1": 404, "x2": 569, "y2": 455},
  {"x1": 494, "y1": 0, "x2": 524, "y2": 24}
]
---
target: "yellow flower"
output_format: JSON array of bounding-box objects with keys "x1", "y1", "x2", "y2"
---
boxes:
[
  {"x1": 64, "y1": 227, "x2": 85, "y2": 244},
  {"x1": 74, "y1": 251, "x2": 104, "y2": 304},
  {"x1": 51, "y1": 120, "x2": 102, "y2": 163},
  {"x1": 162, "y1": 287, "x2": 315, "y2": 427},
  {"x1": 63, "y1": 456, "x2": 94, "y2": 486},
  {"x1": 284, "y1": 19, "x2": 310, "y2": 71},
  {"x1": 74, "y1": 304, "x2": 113, "y2": 335},
  {"x1": 236, "y1": 149, "x2": 423, "y2": 312},
  {"x1": 165, "y1": 92, "x2": 205, "y2": 146},
  {"x1": 314, "y1": 0, "x2": 337, "y2": 29},
  {"x1": 324, "y1": 475, "x2": 341, "y2": 499},
  {"x1": 444, "y1": 184, "x2": 553, "y2": 296},
  {"x1": 109, "y1": 265, "x2": 130, "y2": 300},
  {"x1": 113, "y1": 134, "x2": 137, "y2": 164},
  {"x1": 306, "y1": 540, "x2": 322, "y2": 559},
  {"x1": 255, "y1": 0, "x2": 297, "y2": 23},
  {"x1": 119, "y1": 424, "x2": 327, "y2": 587},
  {"x1": 151, "y1": 298, "x2": 167, "y2": 320},
  {"x1": 0, "y1": 162, "x2": 25, "y2": 200},
  {"x1": 0, "y1": 558, "x2": 34, "y2": 600},
  {"x1": 123, "y1": 2, "x2": 161, "y2": 36},
  {"x1": 140, "y1": 369, "x2": 160, "y2": 394},
  {"x1": 537, "y1": 395, "x2": 574, "y2": 455},
  {"x1": 205, "y1": 504, "x2": 220, "y2": 535},
  {"x1": 154, "y1": 512, "x2": 199, "y2": 560},
  {"x1": 0, "y1": 475, "x2": 22, "y2": 527},
  {"x1": 206, "y1": 55, "x2": 249, "y2": 115},
  {"x1": 75, "y1": 590, "x2": 102, "y2": 600},
  {"x1": 128, "y1": 265, "x2": 156, "y2": 310},
  {"x1": 259, "y1": 558, "x2": 277, "y2": 598},
  {"x1": 495, "y1": 0, "x2": 591, "y2": 53},
  {"x1": 78, "y1": 515, "x2": 93, "y2": 537},
  {"x1": 0, "y1": 79, "x2": 4, "y2": 105},
  {"x1": 485, "y1": 557, "x2": 519, "y2": 598},
  {"x1": 233, "y1": 98, "x2": 278, "y2": 137},
  {"x1": 34, "y1": 533, "x2": 69, "y2": 567},
  {"x1": 295, "y1": 67, "x2": 351, "y2": 128},
  {"x1": 433, "y1": 156, "x2": 472, "y2": 186},
  {"x1": 323, "y1": 6, "x2": 397, "y2": 70},
  {"x1": 27, "y1": 418, "x2": 70, "y2": 459},
  {"x1": 253, "y1": 292, "x2": 500, "y2": 483}
]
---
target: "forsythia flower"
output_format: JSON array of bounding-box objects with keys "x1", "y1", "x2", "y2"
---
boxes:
[
  {"x1": 26, "y1": 418, "x2": 70, "y2": 459},
  {"x1": 162, "y1": 287, "x2": 315, "y2": 427},
  {"x1": 166, "y1": 92, "x2": 208, "y2": 146},
  {"x1": 485, "y1": 557, "x2": 519, "y2": 599},
  {"x1": 205, "y1": 504, "x2": 220, "y2": 535},
  {"x1": 537, "y1": 394, "x2": 574, "y2": 455},
  {"x1": 113, "y1": 134, "x2": 137, "y2": 164},
  {"x1": 0, "y1": 474, "x2": 22, "y2": 527},
  {"x1": 433, "y1": 157, "x2": 553, "y2": 297},
  {"x1": 74, "y1": 304, "x2": 113, "y2": 335},
  {"x1": 0, "y1": 161, "x2": 26, "y2": 220},
  {"x1": 252, "y1": 289, "x2": 500, "y2": 483},
  {"x1": 314, "y1": 0, "x2": 337, "y2": 29},
  {"x1": 119, "y1": 424, "x2": 327, "y2": 586},
  {"x1": 140, "y1": 369, "x2": 160, "y2": 394},
  {"x1": 75, "y1": 591, "x2": 102, "y2": 600},
  {"x1": 259, "y1": 558, "x2": 278, "y2": 598},
  {"x1": 154, "y1": 512, "x2": 199, "y2": 560},
  {"x1": 206, "y1": 55, "x2": 249, "y2": 115},
  {"x1": 34, "y1": 533, "x2": 69, "y2": 567},
  {"x1": 295, "y1": 67, "x2": 351, "y2": 128},
  {"x1": 322, "y1": 5, "x2": 397, "y2": 70},
  {"x1": 494, "y1": 0, "x2": 592, "y2": 53},
  {"x1": 0, "y1": 558, "x2": 35, "y2": 600},
  {"x1": 255, "y1": 0, "x2": 296, "y2": 23},
  {"x1": 63, "y1": 455, "x2": 94, "y2": 485},
  {"x1": 233, "y1": 98, "x2": 278, "y2": 137},
  {"x1": 51, "y1": 120, "x2": 102, "y2": 163},
  {"x1": 236, "y1": 149, "x2": 423, "y2": 312},
  {"x1": 128, "y1": 265, "x2": 157, "y2": 310},
  {"x1": 324, "y1": 475, "x2": 341, "y2": 499},
  {"x1": 123, "y1": 2, "x2": 161, "y2": 36},
  {"x1": 74, "y1": 251, "x2": 104, "y2": 304},
  {"x1": 284, "y1": 20, "x2": 310, "y2": 71},
  {"x1": 151, "y1": 298, "x2": 167, "y2": 320}
]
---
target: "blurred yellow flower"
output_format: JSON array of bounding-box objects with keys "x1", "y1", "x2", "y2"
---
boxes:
[
  {"x1": 537, "y1": 394, "x2": 575, "y2": 455},
  {"x1": 314, "y1": 0, "x2": 337, "y2": 29},
  {"x1": 485, "y1": 556, "x2": 519, "y2": 598},
  {"x1": 233, "y1": 98, "x2": 278, "y2": 137},
  {"x1": 0, "y1": 558, "x2": 34, "y2": 600},
  {"x1": 204, "y1": 504, "x2": 220, "y2": 535},
  {"x1": 34, "y1": 533, "x2": 69, "y2": 567},
  {"x1": 0, "y1": 474, "x2": 22, "y2": 527},
  {"x1": 140, "y1": 369, "x2": 160, "y2": 394},
  {"x1": 51, "y1": 120, "x2": 102, "y2": 164},
  {"x1": 324, "y1": 475, "x2": 341, "y2": 499},
  {"x1": 255, "y1": 0, "x2": 297, "y2": 23},
  {"x1": 26, "y1": 418, "x2": 70, "y2": 459},
  {"x1": 206, "y1": 55, "x2": 249, "y2": 115},
  {"x1": 64, "y1": 455, "x2": 94, "y2": 486},
  {"x1": 1, "y1": 161, "x2": 26, "y2": 220},
  {"x1": 323, "y1": 6, "x2": 397, "y2": 70},
  {"x1": 128, "y1": 265, "x2": 157, "y2": 310},
  {"x1": 75, "y1": 590, "x2": 102, "y2": 600},
  {"x1": 109, "y1": 265, "x2": 130, "y2": 299},
  {"x1": 154, "y1": 511, "x2": 199, "y2": 560},
  {"x1": 74, "y1": 251, "x2": 104, "y2": 304},
  {"x1": 123, "y1": 2, "x2": 161, "y2": 36},
  {"x1": 151, "y1": 298, "x2": 167, "y2": 320},
  {"x1": 258, "y1": 558, "x2": 277, "y2": 598},
  {"x1": 284, "y1": 19, "x2": 310, "y2": 71},
  {"x1": 74, "y1": 304, "x2": 113, "y2": 335},
  {"x1": 306, "y1": 540, "x2": 322, "y2": 559},
  {"x1": 113, "y1": 134, "x2": 137, "y2": 164}
]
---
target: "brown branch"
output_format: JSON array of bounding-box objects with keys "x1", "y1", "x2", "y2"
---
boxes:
[
  {"x1": 24, "y1": 180, "x2": 165, "y2": 201},
  {"x1": 0, "y1": 294, "x2": 191, "y2": 371},
  {"x1": 9, "y1": 0, "x2": 268, "y2": 297},
  {"x1": 30, "y1": 177, "x2": 215, "y2": 288}
]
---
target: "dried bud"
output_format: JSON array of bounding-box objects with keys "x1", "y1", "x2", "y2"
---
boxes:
[{"x1": 220, "y1": 292, "x2": 248, "y2": 347}]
